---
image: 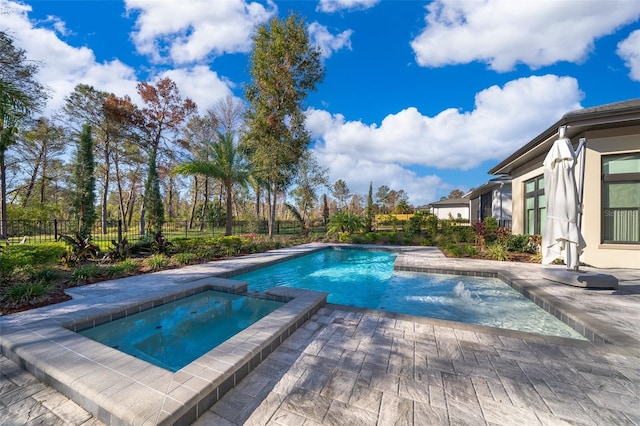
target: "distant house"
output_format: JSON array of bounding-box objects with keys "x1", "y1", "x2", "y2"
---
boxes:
[
  {"x1": 489, "y1": 99, "x2": 640, "y2": 268},
  {"x1": 425, "y1": 198, "x2": 470, "y2": 221},
  {"x1": 467, "y1": 176, "x2": 512, "y2": 227}
]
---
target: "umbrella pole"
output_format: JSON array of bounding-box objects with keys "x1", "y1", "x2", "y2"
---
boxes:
[{"x1": 573, "y1": 137, "x2": 587, "y2": 272}]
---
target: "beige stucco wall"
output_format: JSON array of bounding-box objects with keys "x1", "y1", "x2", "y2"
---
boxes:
[
  {"x1": 509, "y1": 126, "x2": 640, "y2": 268},
  {"x1": 580, "y1": 127, "x2": 640, "y2": 268}
]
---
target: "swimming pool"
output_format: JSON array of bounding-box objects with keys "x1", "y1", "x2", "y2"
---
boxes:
[
  {"x1": 235, "y1": 248, "x2": 586, "y2": 339},
  {"x1": 79, "y1": 290, "x2": 284, "y2": 371}
]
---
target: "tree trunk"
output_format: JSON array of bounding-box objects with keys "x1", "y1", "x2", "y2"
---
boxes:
[
  {"x1": 255, "y1": 187, "x2": 261, "y2": 217},
  {"x1": 22, "y1": 156, "x2": 41, "y2": 207},
  {"x1": 0, "y1": 150, "x2": 7, "y2": 239},
  {"x1": 200, "y1": 177, "x2": 208, "y2": 232},
  {"x1": 114, "y1": 158, "x2": 126, "y2": 231},
  {"x1": 188, "y1": 176, "x2": 198, "y2": 229},
  {"x1": 101, "y1": 168, "x2": 109, "y2": 234},
  {"x1": 139, "y1": 198, "x2": 145, "y2": 236},
  {"x1": 269, "y1": 181, "x2": 277, "y2": 239},
  {"x1": 225, "y1": 183, "x2": 233, "y2": 236}
]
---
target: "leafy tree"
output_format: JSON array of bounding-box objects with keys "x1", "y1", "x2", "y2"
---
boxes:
[
  {"x1": 15, "y1": 118, "x2": 65, "y2": 207},
  {"x1": 103, "y1": 93, "x2": 144, "y2": 230},
  {"x1": 289, "y1": 150, "x2": 329, "y2": 225},
  {"x1": 181, "y1": 113, "x2": 217, "y2": 230},
  {"x1": 365, "y1": 181, "x2": 374, "y2": 232},
  {"x1": 0, "y1": 31, "x2": 48, "y2": 238},
  {"x1": 243, "y1": 13, "x2": 324, "y2": 238},
  {"x1": 70, "y1": 124, "x2": 97, "y2": 238},
  {"x1": 143, "y1": 150, "x2": 163, "y2": 234},
  {"x1": 327, "y1": 211, "x2": 365, "y2": 235},
  {"x1": 375, "y1": 185, "x2": 391, "y2": 213},
  {"x1": 64, "y1": 84, "x2": 131, "y2": 234},
  {"x1": 173, "y1": 131, "x2": 251, "y2": 236},
  {"x1": 136, "y1": 77, "x2": 196, "y2": 234},
  {"x1": 332, "y1": 179, "x2": 350, "y2": 209},
  {"x1": 394, "y1": 198, "x2": 413, "y2": 214},
  {"x1": 448, "y1": 189, "x2": 465, "y2": 199},
  {"x1": 322, "y1": 193, "x2": 329, "y2": 225}
]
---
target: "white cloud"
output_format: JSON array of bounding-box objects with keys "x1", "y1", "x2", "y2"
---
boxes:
[
  {"x1": 1, "y1": 0, "x2": 138, "y2": 116},
  {"x1": 317, "y1": 0, "x2": 380, "y2": 13},
  {"x1": 160, "y1": 66, "x2": 239, "y2": 112},
  {"x1": 307, "y1": 74, "x2": 584, "y2": 205},
  {"x1": 411, "y1": 0, "x2": 640, "y2": 71},
  {"x1": 617, "y1": 29, "x2": 640, "y2": 81},
  {"x1": 308, "y1": 22, "x2": 353, "y2": 59},
  {"x1": 0, "y1": 0, "x2": 238, "y2": 116},
  {"x1": 126, "y1": 0, "x2": 275, "y2": 64}
]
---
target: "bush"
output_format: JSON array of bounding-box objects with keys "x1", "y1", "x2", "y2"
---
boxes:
[
  {"x1": 144, "y1": 254, "x2": 170, "y2": 271},
  {"x1": 171, "y1": 252, "x2": 199, "y2": 266},
  {"x1": 506, "y1": 234, "x2": 532, "y2": 253},
  {"x1": 71, "y1": 265, "x2": 103, "y2": 284},
  {"x1": 1, "y1": 281, "x2": 52, "y2": 305},
  {"x1": 484, "y1": 243, "x2": 511, "y2": 261},
  {"x1": 104, "y1": 238, "x2": 132, "y2": 262},
  {"x1": 59, "y1": 234, "x2": 100, "y2": 267},
  {"x1": 445, "y1": 243, "x2": 478, "y2": 257}
]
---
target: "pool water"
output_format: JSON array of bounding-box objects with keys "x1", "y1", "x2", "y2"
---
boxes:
[
  {"x1": 79, "y1": 290, "x2": 284, "y2": 371},
  {"x1": 236, "y1": 249, "x2": 586, "y2": 340}
]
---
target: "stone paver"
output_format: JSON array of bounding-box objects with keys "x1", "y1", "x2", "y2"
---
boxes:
[{"x1": 1, "y1": 244, "x2": 639, "y2": 425}]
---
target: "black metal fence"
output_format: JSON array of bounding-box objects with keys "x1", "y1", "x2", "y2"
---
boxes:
[{"x1": 2, "y1": 219, "x2": 311, "y2": 246}]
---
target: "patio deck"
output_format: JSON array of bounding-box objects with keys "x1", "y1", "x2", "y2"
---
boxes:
[{"x1": 1, "y1": 244, "x2": 639, "y2": 425}]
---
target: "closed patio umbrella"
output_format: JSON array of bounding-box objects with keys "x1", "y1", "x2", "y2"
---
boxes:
[{"x1": 541, "y1": 126, "x2": 586, "y2": 270}]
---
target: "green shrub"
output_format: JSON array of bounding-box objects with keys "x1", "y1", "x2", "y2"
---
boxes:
[
  {"x1": 145, "y1": 254, "x2": 170, "y2": 271},
  {"x1": 118, "y1": 258, "x2": 141, "y2": 273},
  {"x1": 484, "y1": 243, "x2": 511, "y2": 261},
  {"x1": 151, "y1": 232, "x2": 173, "y2": 255},
  {"x1": 506, "y1": 234, "x2": 532, "y2": 253},
  {"x1": 445, "y1": 243, "x2": 478, "y2": 257},
  {"x1": 0, "y1": 244, "x2": 66, "y2": 282},
  {"x1": 219, "y1": 236, "x2": 243, "y2": 256},
  {"x1": 71, "y1": 265, "x2": 103, "y2": 284},
  {"x1": 1, "y1": 281, "x2": 52, "y2": 305},
  {"x1": 104, "y1": 238, "x2": 132, "y2": 262},
  {"x1": 171, "y1": 252, "x2": 199, "y2": 266}
]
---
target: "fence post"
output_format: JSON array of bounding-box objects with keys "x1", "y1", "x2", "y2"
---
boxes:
[
  {"x1": 54, "y1": 219, "x2": 58, "y2": 241},
  {"x1": 117, "y1": 220, "x2": 123, "y2": 244}
]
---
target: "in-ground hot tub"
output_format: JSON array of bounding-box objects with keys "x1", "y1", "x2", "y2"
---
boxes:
[
  {"x1": 0, "y1": 275, "x2": 327, "y2": 426},
  {"x1": 78, "y1": 290, "x2": 285, "y2": 372}
]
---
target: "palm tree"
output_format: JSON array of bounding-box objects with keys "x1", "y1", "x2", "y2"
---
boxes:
[{"x1": 173, "y1": 131, "x2": 251, "y2": 236}]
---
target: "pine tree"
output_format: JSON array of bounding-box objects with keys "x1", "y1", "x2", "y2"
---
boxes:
[
  {"x1": 244, "y1": 13, "x2": 324, "y2": 238},
  {"x1": 71, "y1": 123, "x2": 97, "y2": 238},
  {"x1": 365, "y1": 182, "x2": 374, "y2": 232},
  {"x1": 144, "y1": 150, "x2": 164, "y2": 235}
]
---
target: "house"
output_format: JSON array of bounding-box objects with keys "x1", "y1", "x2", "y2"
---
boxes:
[
  {"x1": 425, "y1": 198, "x2": 470, "y2": 221},
  {"x1": 489, "y1": 99, "x2": 640, "y2": 268},
  {"x1": 467, "y1": 176, "x2": 512, "y2": 228}
]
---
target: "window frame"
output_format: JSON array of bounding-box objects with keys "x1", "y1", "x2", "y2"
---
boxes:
[
  {"x1": 524, "y1": 175, "x2": 545, "y2": 236},
  {"x1": 601, "y1": 153, "x2": 640, "y2": 244}
]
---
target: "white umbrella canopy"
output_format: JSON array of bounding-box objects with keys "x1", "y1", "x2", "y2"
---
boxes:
[{"x1": 541, "y1": 127, "x2": 586, "y2": 269}]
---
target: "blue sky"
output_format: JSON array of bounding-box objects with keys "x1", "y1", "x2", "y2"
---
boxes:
[{"x1": 2, "y1": 0, "x2": 640, "y2": 206}]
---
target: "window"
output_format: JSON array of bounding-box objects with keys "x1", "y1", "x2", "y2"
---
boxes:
[
  {"x1": 602, "y1": 154, "x2": 640, "y2": 244},
  {"x1": 480, "y1": 191, "x2": 492, "y2": 221},
  {"x1": 525, "y1": 176, "x2": 545, "y2": 235}
]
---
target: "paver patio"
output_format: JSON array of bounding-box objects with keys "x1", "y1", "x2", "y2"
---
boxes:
[{"x1": 1, "y1": 244, "x2": 639, "y2": 425}]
